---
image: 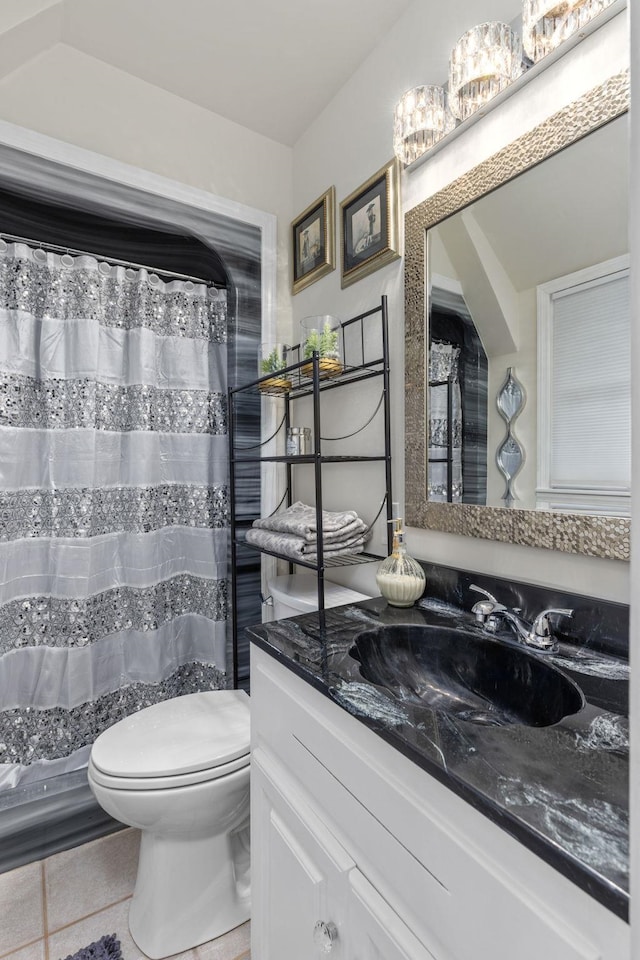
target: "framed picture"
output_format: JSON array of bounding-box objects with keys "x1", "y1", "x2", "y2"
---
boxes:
[
  {"x1": 340, "y1": 158, "x2": 401, "y2": 288},
  {"x1": 291, "y1": 186, "x2": 335, "y2": 294}
]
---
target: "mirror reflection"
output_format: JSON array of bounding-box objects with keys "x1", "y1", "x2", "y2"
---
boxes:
[{"x1": 427, "y1": 115, "x2": 629, "y2": 515}]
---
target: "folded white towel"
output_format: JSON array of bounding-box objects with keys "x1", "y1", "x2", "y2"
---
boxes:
[
  {"x1": 253, "y1": 501, "x2": 368, "y2": 544},
  {"x1": 245, "y1": 527, "x2": 367, "y2": 563}
]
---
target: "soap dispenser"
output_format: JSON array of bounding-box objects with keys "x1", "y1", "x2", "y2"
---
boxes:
[{"x1": 376, "y1": 512, "x2": 426, "y2": 607}]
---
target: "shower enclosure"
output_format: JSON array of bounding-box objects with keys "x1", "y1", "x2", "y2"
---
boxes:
[{"x1": 0, "y1": 137, "x2": 267, "y2": 871}]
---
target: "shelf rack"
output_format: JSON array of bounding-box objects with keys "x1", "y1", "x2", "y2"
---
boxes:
[
  {"x1": 228, "y1": 296, "x2": 393, "y2": 686},
  {"x1": 428, "y1": 374, "x2": 455, "y2": 503}
]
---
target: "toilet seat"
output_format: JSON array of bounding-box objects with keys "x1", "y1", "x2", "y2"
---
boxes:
[
  {"x1": 88, "y1": 751, "x2": 250, "y2": 791},
  {"x1": 89, "y1": 690, "x2": 250, "y2": 790}
]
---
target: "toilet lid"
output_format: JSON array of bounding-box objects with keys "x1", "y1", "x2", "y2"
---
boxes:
[{"x1": 90, "y1": 690, "x2": 250, "y2": 778}]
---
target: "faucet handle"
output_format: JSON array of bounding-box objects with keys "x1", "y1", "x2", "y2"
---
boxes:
[
  {"x1": 531, "y1": 608, "x2": 573, "y2": 640},
  {"x1": 472, "y1": 599, "x2": 496, "y2": 623},
  {"x1": 469, "y1": 583, "x2": 499, "y2": 604},
  {"x1": 469, "y1": 584, "x2": 507, "y2": 622}
]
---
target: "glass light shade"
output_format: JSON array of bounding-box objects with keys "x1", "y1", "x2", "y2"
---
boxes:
[
  {"x1": 522, "y1": 0, "x2": 615, "y2": 62},
  {"x1": 393, "y1": 85, "x2": 456, "y2": 165},
  {"x1": 449, "y1": 22, "x2": 523, "y2": 121}
]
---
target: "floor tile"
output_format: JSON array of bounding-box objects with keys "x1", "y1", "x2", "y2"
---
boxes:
[
  {"x1": 47, "y1": 899, "x2": 136, "y2": 960},
  {"x1": 46, "y1": 898, "x2": 201, "y2": 960},
  {"x1": 45, "y1": 829, "x2": 140, "y2": 933},
  {"x1": 195, "y1": 922, "x2": 251, "y2": 960},
  {"x1": 46, "y1": 889, "x2": 249, "y2": 960},
  {"x1": 0, "y1": 861, "x2": 44, "y2": 957},
  {"x1": 0, "y1": 940, "x2": 46, "y2": 960}
]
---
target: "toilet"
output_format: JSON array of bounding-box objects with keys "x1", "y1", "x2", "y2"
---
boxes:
[
  {"x1": 268, "y1": 572, "x2": 370, "y2": 619},
  {"x1": 88, "y1": 690, "x2": 250, "y2": 960}
]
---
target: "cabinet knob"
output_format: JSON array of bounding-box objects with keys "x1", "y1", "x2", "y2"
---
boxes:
[{"x1": 313, "y1": 920, "x2": 338, "y2": 953}]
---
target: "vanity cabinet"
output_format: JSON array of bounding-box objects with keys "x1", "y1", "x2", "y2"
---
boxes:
[
  {"x1": 252, "y1": 755, "x2": 350, "y2": 958},
  {"x1": 250, "y1": 645, "x2": 629, "y2": 960},
  {"x1": 253, "y1": 746, "x2": 436, "y2": 960}
]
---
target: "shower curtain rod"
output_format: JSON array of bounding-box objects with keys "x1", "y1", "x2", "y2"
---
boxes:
[{"x1": 0, "y1": 230, "x2": 226, "y2": 289}]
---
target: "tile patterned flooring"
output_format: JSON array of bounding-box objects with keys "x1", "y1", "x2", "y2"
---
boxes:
[{"x1": 0, "y1": 830, "x2": 250, "y2": 960}]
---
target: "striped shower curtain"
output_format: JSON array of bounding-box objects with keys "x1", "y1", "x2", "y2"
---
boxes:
[{"x1": 0, "y1": 239, "x2": 229, "y2": 790}]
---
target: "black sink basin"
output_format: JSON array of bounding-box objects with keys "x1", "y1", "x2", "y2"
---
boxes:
[{"x1": 349, "y1": 624, "x2": 584, "y2": 727}]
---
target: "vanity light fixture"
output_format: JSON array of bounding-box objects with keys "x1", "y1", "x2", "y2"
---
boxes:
[
  {"x1": 392, "y1": 85, "x2": 456, "y2": 165},
  {"x1": 448, "y1": 21, "x2": 523, "y2": 121},
  {"x1": 522, "y1": 0, "x2": 616, "y2": 62}
]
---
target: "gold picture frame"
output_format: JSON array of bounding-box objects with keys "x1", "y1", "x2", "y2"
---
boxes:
[
  {"x1": 340, "y1": 158, "x2": 401, "y2": 288},
  {"x1": 291, "y1": 186, "x2": 335, "y2": 294}
]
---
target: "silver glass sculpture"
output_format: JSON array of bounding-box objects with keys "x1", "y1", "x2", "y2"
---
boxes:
[{"x1": 496, "y1": 367, "x2": 526, "y2": 505}]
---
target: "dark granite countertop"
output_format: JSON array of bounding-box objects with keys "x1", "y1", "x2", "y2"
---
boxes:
[{"x1": 247, "y1": 595, "x2": 629, "y2": 921}]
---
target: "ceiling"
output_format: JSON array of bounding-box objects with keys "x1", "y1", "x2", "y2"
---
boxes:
[
  {"x1": 3, "y1": 0, "x2": 417, "y2": 146},
  {"x1": 2, "y1": 0, "x2": 526, "y2": 147}
]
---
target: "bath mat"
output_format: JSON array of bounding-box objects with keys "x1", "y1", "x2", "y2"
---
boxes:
[{"x1": 61, "y1": 934, "x2": 123, "y2": 960}]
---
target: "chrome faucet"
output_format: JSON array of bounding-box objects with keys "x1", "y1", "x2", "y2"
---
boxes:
[{"x1": 469, "y1": 584, "x2": 573, "y2": 652}]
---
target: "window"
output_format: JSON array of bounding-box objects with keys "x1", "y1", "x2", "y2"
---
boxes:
[{"x1": 537, "y1": 257, "x2": 630, "y2": 514}]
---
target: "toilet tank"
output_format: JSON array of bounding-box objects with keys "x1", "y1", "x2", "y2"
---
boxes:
[{"x1": 268, "y1": 573, "x2": 370, "y2": 620}]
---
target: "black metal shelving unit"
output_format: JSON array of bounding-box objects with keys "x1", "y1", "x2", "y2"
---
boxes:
[{"x1": 228, "y1": 296, "x2": 393, "y2": 688}]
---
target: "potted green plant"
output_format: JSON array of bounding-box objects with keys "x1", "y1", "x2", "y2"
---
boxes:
[
  {"x1": 301, "y1": 317, "x2": 343, "y2": 379},
  {"x1": 258, "y1": 344, "x2": 291, "y2": 394}
]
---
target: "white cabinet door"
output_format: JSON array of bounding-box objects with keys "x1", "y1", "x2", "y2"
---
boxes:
[
  {"x1": 252, "y1": 747, "x2": 354, "y2": 960},
  {"x1": 348, "y1": 869, "x2": 449, "y2": 960}
]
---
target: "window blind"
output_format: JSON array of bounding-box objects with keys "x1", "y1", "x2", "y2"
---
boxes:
[{"x1": 550, "y1": 270, "x2": 630, "y2": 490}]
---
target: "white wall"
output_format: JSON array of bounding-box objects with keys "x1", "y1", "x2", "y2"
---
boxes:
[
  {"x1": 291, "y1": 1, "x2": 630, "y2": 603},
  {"x1": 0, "y1": 42, "x2": 294, "y2": 327},
  {"x1": 0, "y1": 0, "x2": 60, "y2": 34},
  {"x1": 0, "y1": 7, "x2": 629, "y2": 602}
]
